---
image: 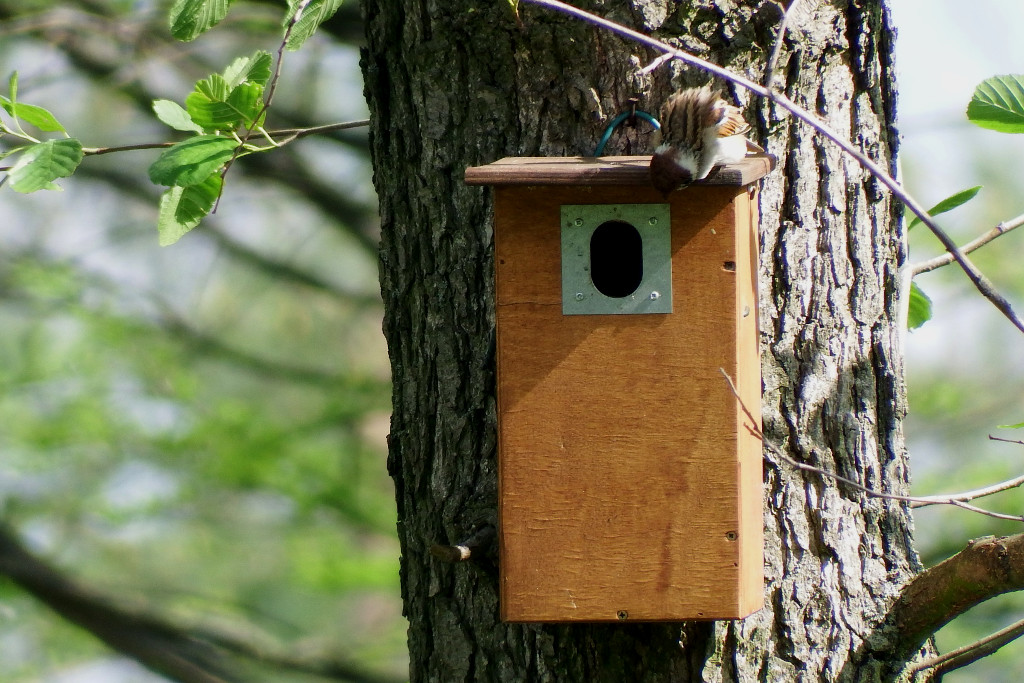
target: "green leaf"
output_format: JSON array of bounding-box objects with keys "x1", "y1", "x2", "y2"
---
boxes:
[
  {"x1": 907, "y1": 186, "x2": 982, "y2": 230},
  {"x1": 907, "y1": 281, "x2": 932, "y2": 330},
  {"x1": 998, "y1": 422, "x2": 1024, "y2": 429},
  {"x1": 226, "y1": 82, "x2": 265, "y2": 126},
  {"x1": 186, "y1": 75, "x2": 238, "y2": 131},
  {"x1": 153, "y1": 99, "x2": 204, "y2": 133},
  {"x1": 0, "y1": 98, "x2": 66, "y2": 133},
  {"x1": 223, "y1": 51, "x2": 272, "y2": 88},
  {"x1": 285, "y1": 0, "x2": 343, "y2": 51},
  {"x1": 148, "y1": 135, "x2": 237, "y2": 186},
  {"x1": 157, "y1": 174, "x2": 222, "y2": 245},
  {"x1": 8, "y1": 138, "x2": 84, "y2": 192},
  {"x1": 1, "y1": 72, "x2": 66, "y2": 133},
  {"x1": 185, "y1": 75, "x2": 263, "y2": 131},
  {"x1": 169, "y1": 0, "x2": 233, "y2": 41},
  {"x1": 967, "y1": 75, "x2": 1024, "y2": 133}
]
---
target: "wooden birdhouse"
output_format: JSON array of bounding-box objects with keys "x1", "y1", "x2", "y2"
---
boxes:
[{"x1": 464, "y1": 155, "x2": 772, "y2": 623}]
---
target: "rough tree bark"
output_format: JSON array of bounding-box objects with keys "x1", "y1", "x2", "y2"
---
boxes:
[{"x1": 362, "y1": 0, "x2": 921, "y2": 680}]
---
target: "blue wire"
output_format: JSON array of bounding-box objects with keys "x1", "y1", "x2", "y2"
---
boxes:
[{"x1": 594, "y1": 110, "x2": 661, "y2": 156}]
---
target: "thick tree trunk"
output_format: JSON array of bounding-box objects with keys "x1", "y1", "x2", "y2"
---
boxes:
[{"x1": 362, "y1": 0, "x2": 920, "y2": 679}]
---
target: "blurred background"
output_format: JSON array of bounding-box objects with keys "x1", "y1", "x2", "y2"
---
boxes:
[
  {"x1": 0, "y1": 1, "x2": 404, "y2": 681},
  {"x1": 0, "y1": 0, "x2": 1022, "y2": 681},
  {"x1": 894, "y1": 1, "x2": 1024, "y2": 680}
]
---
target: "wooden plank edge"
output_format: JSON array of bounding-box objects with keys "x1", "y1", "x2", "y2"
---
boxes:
[{"x1": 465, "y1": 154, "x2": 776, "y2": 187}]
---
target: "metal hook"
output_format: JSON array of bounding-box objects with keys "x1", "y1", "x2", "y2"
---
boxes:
[{"x1": 594, "y1": 107, "x2": 661, "y2": 156}]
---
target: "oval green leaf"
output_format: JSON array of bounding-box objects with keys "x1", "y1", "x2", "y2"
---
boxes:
[
  {"x1": 158, "y1": 173, "x2": 223, "y2": 245},
  {"x1": 906, "y1": 186, "x2": 982, "y2": 230},
  {"x1": 0, "y1": 98, "x2": 66, "y2": 133},
  {"x1": 169, "y1": 0, "x2": 232, "y2": 42},
  {"x1": 148, "y1": 135, "x2": 237, "y2": 187},
  {"x1": 285, "y1": 0, "x2": 344, "y2": 51},
  {"x1": 222, "y1": 51, "x2": 272, "y2": 88},
  {"x1": 8, "y1": 138, "x2": 84, "y2": 193},
  {"x1": 153, "y1": 99, "x2": 203, "y2": 133},
  {"x1": 907, "y1": 281, "x2": 932, "y2": 330},
  {"x1": 967, "y1": 75, "x2": 1024, "y2": 133}
]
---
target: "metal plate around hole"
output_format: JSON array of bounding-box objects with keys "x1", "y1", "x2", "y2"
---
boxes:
[{"x1": 561, "y1": 203, "x2": 672, "y2": 315}]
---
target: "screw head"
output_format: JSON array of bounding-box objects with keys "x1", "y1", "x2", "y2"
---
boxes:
[
  {"x1": 649, "y1": 291, "x2": 660, "y2": 301},
  {"x1": 573, "y1": 218, "x2": 584, "y2": 227},
  {"x1": 648, "y1": 217, "x2": 658, "y2": 225},
  {"x1": 575, "y1": 292, "x2": 585, "y2": 301}
]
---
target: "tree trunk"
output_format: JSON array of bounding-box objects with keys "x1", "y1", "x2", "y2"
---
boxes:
[{"x1": 361, "y1": 0, "x2": 921, "y2": 679}]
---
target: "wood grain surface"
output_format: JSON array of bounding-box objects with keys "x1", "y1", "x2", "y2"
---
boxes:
[{"x1": 492, "y1": 180, "x2": 763, "y2": 622}]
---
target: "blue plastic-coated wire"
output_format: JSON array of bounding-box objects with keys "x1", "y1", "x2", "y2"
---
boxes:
[{"x1": 594, "y1": 110, "x2": 661, "y2": 156}]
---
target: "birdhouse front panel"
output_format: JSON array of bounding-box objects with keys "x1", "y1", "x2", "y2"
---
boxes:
[{"x1": 465, "y1": 156, "x2": 767, "y2": 623}]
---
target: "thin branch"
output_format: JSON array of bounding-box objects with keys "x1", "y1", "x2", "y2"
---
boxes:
[
  {"x1": 519, "y1": 0, "x2": 1024, "y2": 335},
  {"x1": 764, "y1": 0, "x2": 801, "y2": 92},
  {"x1": 911, "y1": 473, "x2": 1024, "y2": 508},
  {"x1": 637, "y1": 52, "x2": 673, "y2": 76},
  {"x1": 911, "y1": 212, "x2": 1024, "y2": 277},
  {"x1": 718, "y1": 370, "x2": 1024, "y2": 522},
  {"x1": 0, "y1": 120, "x2": 372, "y2": 171},
  {"x1": 77, "y1": 120, "x2": 370, "y2": 157},
  {"x1": 990, "y1": 435, "x2": 1024, "y2": 446},
  {"x1": 906, "y1": 615, "x2": 1024, "y2": 677},
  {"x1": 263, "y1": 0, "x2": 312, "y2": 111}
]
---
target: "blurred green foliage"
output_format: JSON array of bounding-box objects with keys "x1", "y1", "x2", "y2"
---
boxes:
[
  {"x1": 0, "y1": 1, "x2": 404, "y2": 680},
  {"x1": 904, "y1": 84, "x2": 1024, "y2": 683}
]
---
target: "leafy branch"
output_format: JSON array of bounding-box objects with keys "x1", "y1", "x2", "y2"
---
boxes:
[{"x1": 0, "y1": 0, "x2": 351, "y2": 246}]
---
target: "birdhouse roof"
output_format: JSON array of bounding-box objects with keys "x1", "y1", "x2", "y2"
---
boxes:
[{"x1": 464, "y1": 155, "x2": 774, "y2": 187}]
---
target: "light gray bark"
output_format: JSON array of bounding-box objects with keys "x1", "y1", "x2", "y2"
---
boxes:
[{"x1": 362, "y1": 0, "x2": 923, "y2": 679}]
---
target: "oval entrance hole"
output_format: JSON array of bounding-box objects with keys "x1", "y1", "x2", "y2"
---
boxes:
[{"x1": 590, "y1": 220, "x2": 643, "y2": 298}]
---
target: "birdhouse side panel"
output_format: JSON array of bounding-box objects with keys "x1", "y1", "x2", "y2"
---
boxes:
[{"x1": 734, "y1": 187, "x2": 765, "y2": 615}]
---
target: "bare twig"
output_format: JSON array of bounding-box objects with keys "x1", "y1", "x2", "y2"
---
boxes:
[
  {"x1": 638, "y1": 52, "x2": 673, "y2": 75},
  {"x1": 911, "y1": 473, "x2": 1024, "y2": 508},
  {"x1": 990, "y1": 435, "x2": 1024, "y2": 447},
  {"x1": 262, "y1": 0, "x2": 312, "y2": 111},
  {"x1": 518, "y1": 0, "x2": 1024, "y2": 335},
  {"x1": 764, "y1": 0, "x2": 801, "y2": 91},
  {"x1": 906, "y1": 616, "x2": 1024, "y2": 677},
  {"x1": 718, "y1": 370, "x2": 1024, "y2": 522},
  {"x1": 911, "y1": 212, "x2": 1024, "y2": 277}
]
